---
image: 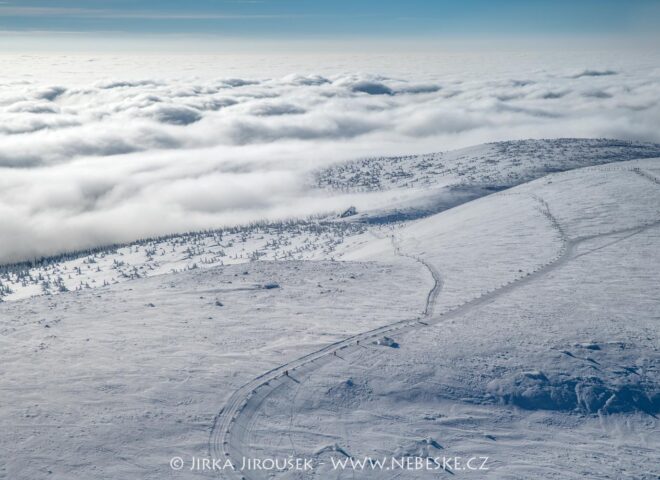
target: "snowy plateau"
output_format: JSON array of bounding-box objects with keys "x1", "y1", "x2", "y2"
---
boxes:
[{"x1": 1, "y1": 138, "x2": 660, "y2": 479}]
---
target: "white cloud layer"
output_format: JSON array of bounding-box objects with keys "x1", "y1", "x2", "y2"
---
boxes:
[{"x1": 1, "y1": 56, "x2": 660, "y2": 264}]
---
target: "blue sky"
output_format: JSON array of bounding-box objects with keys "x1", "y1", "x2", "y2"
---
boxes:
[{"x1": 1, "y1": 0, "x2": 658, "y2": 51}]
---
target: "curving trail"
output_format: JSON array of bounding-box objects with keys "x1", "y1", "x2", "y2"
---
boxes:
[
  {"x1": 207, "y1": 232, "x2": 442, "y2": 479},
  {"x1": 208, "y1": 166, "x2": 660, "y2": 480}
]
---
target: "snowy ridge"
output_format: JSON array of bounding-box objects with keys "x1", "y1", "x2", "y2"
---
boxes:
[
  {"x1": 2, "y1": 138, "x2": 659, "y2": 302},
  {"x1": 314, "y1": 138, "x2": 660, "y2": 192}
]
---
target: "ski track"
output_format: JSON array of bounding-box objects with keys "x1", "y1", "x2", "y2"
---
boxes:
[{"x1": 208, "y1": 166, "x2": 660, "y2": 479}]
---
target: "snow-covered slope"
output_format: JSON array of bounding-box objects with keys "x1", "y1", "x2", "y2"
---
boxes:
[
  {"x1": 1, "y1": 142, "x2": 659, "y2": 480},
  {"x1": 0, "y1": 221, "x2": 367, "y2": 301},
  {"x1": 0, "y1": 260, "x2": 431, "y2": 480},
  {"x1": 315, "y1": 138, "x2": 660, "y2": 192}
]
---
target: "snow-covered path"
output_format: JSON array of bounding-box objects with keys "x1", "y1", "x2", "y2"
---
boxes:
[
  {"x1": 208, "y1": 233, "x2": 442, "y2": 477},
  {"x1": 209, "y1": 163, "x2": 660, "y2": 479}
]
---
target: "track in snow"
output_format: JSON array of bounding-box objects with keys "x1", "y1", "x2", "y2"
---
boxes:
[{"x1": 208, "y1": 167, "x2": 660, "y2": 480}]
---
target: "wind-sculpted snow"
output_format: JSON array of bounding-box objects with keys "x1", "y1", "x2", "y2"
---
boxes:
[{"x1": 1, "y1": 58, "x2": 660, "y2": 264}]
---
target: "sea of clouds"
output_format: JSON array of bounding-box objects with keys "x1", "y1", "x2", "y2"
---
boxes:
[{"x1": 1, "y1": 54, "x2": 659, "y2": 264}]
